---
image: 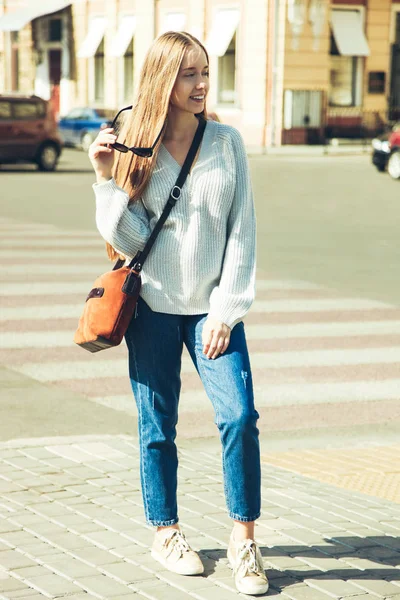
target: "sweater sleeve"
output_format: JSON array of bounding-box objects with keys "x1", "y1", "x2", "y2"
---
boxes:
[
  {"x1": 92, "y1": 177, "x2": 151, "y2": 259},
  {"x1": 208, "y1": 128, "x2": 257, "y2": 329}
]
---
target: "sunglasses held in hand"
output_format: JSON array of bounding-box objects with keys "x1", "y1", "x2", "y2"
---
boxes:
[{"x1": 110, "y1": 105, "x2": 165, "y2": 158}]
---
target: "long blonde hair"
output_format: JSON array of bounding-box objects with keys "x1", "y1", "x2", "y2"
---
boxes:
[{"x1": 108, "y1": 31, "x2": 209, "y2": 261}]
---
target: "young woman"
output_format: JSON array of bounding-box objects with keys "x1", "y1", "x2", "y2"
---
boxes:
[{"x1": 88, "y1": 31, "x2": 268, "y2": 596}]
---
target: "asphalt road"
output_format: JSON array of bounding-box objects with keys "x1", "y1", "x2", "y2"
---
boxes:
[
  {"x1": 1, "y1": 147, "x2": 400, "y2": 305},
  {"x1": 1, "y1": 148, "x2": 400, "y2": 449}
]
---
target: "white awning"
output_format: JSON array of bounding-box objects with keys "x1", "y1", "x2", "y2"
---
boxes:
[
  {"x1": 0, "y1": 0, "x2": 71, "y2": 31},
  {"x1": 77, "y1": 17, "x2": 106, "y2": 58},
  {"x1": 330, "y1": 10, "x2": 370, "y2": 57},
  {"x1": 109, "y1": 16, "x2": 136, "y2": 57},
  {"x1": 160, "y1": 12, "x2": 186, "y2": 34},
  {"x1": 206, "y1": 9, "x2": 240, "y2": 57}
]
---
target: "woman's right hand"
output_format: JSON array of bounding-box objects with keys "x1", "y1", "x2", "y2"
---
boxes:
[{"x1": 88, "y1": 127, "x2": 117, "y2": 183}]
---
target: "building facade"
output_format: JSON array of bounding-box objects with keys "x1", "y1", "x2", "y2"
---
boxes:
[{"x1": 1, "y1": 0, "x2": 399, "y2": 148}]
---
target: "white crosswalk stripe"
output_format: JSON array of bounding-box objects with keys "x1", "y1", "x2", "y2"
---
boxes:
[
  {"x1": 0, "y1": 250, "x2": 107, "y2": 259},
  {"x1": 12, "y1": 347, "x2": 400, "y2": 382},
  {"x1": 3, "y1": 320, "x2": 400, "y2": 349},
  {"x1": 93, "y1": 379, "x2": 400, "y2": 413},
  {"x1": 1, "y1": 219, "x2": 400, "y2": 416},
  {"x1": 0, "y1": 238, "x2": 103, "y2": 247},
  {"x1": 252, "y1": 298, "x2": 394, "y2": 312}
]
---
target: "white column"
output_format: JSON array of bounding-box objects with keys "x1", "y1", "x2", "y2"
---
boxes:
[
  {"x1": 273, "y1": 0, "x2": 287, "y2": 146},
  {"x1": 105, "y1": 0, "x2": 118, "y2": 110},
  {"x1": 134, "y1": 1, "x2": 156, "y2": 91},
  {"x1": 35, "y1": 53, "x2": 50, "y2": 100},
  {"x1": 60, "y1": 12, "x2": 71, "y2": 116},
  {"x1": 188, "y1": 0, "x2": 205, "y2": 42},
  {"x1": 240, "y1": 0, "x2": 269, "y2": 150}
]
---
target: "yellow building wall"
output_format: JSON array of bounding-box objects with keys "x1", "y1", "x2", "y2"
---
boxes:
[{"x1": 283, "y1": 7, "x2": 331, "y2": 93}]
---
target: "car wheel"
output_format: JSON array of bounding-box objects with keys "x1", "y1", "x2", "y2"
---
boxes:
[
  {"x1": 388, "y1": 151, "x2": 400, "y2": 180},
  {"x1": 36, "y1": 143, "x2": 59, "y2": 172},
  {"x1": 81, "y1": 131, "x2": 94, "y2": 152}
]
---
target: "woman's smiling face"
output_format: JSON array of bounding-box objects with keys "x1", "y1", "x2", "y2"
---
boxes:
[{"x1": 169, "y1": 45, "x2": 210, "y2": 114}]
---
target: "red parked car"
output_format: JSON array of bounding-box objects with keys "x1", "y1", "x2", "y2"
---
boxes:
[
  {"x1": 0, "y1": 93, "x2": 63, "y2": 171},
  {"x1": 387, "y1": 127, "x2": 400, "y2": 179}
]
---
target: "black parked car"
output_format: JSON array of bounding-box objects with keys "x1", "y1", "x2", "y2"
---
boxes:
[
  {"x1": 372, "y1": 132, "x2": 391, "y2": 173},
  {"x1": 371, "y1": 124, "x2": 400, "y2": 178},
  {"x1": 372, "y1": 133, "x2": 391, "y2": 172}
]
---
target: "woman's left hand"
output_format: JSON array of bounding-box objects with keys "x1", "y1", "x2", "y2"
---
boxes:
[{"x1": 202, "y1": 317, "x2": 231, "y2": 359}]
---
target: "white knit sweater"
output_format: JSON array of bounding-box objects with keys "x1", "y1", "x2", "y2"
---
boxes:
[{"x1": 93, "y1": 120, "x2": 256, "y2": 329}]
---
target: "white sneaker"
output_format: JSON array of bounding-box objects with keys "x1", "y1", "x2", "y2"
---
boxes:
[
  {"x1": 151, "y1": 527, "x2": 204, "y2": 575},
  {"x1": 227, "y1": 533, "x2": 269, "y2": 595}
]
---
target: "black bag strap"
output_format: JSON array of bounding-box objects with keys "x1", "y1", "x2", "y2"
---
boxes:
[{"x1": 113, "y1": 116, "x2": 207, "y2": 273}]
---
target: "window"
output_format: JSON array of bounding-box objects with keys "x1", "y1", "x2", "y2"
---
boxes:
[
  {"x1": 124, "y1": 39, "x2": 134, "y2": 103},
  {"x1": 368, "y1": 71, "x2": 386, "y2": 95},
  {"x1": 328, "y1": 9, "x2": 368, "y2": 107},
  {"x1": 10, "y1": 31, "x2": 19, "y2": 91},
  {"x1": 13, "y1": 102, "x2": 40, "y2": 119},
  {"x1": 218, "y1": 33, "x2": 237, "y2": 104},
  {"x1": 94, "y1": 38, "x2": 105, "y2": 102},
  {"x1": 284, "y1": 90, "x2": 322, "y2": 129},
  {"x1": 65, "y1": 108, "x2": 87, "y2": 120},
  {"x1": 396, "y1": 12, "x2": 400, "y2": 46},
  {"x1": 95, "y1": 108, "x2": 115, "y2": 120},
  {"x1": 0, "y1": 101, "x2": 12, "y2": 119},
  {"x1": 329, "y1": 54, "x2": 357, "y2": 106},
  {"x1": 329, "y1": 32, "x2": 358, "y2": 106},
  {"x1": 49, "y1": 18, "x2": 62, "y2": 42}
]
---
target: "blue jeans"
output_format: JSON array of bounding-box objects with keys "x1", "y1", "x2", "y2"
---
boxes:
[{"x1": 125, "y1": 296, "x2": 261, "y2": 527}]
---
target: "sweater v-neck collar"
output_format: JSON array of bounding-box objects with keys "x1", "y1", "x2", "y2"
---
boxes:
[{"x1": 159, "y1": 118, "x2": 212, "y2": 174}]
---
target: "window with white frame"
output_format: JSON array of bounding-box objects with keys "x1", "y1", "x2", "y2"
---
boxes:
[
  {"x1": 328, "y1": 9, "x2": 369, "y2": 107},
  {"x1": 11, "y1": 31, "x2": 20, "y2": 91},
  {"x1": 94, "y1": 38, "x2": 105, "y2": 102},
  {"x1": 218, "y1": 33, "x2": 237, "y2": 104},
  {"x1": 124, "y1": 39, "x2": 134, "y2": 103},
  {"x1": 284, "y1": 90, "x2": 323, "y2": 129},
  {"x1": 329, "y1": 32, "x2": 358, "y2": 106}
]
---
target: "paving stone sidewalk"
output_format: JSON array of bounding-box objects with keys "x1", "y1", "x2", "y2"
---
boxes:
[{"x1": 0, "y1": 434, "x2": 399, "y2": 600}]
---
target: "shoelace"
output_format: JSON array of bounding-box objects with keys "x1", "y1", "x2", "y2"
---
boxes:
[
  {"x1": 163, "y1": 530, "x2": 191, "y2": 557},
  {"x1": 236, "y1": 540, "x2": 264, "y2": 577}
]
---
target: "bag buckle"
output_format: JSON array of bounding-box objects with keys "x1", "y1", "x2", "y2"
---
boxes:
[
  {"x1": 168, "y1": 185, "x2": 182, "y2": 206},
  {"x1": 171, "y1": 185, "x2": 181, "y2": 200},
  {"x1": 131, "y1": 262, "x2": 142, "y2": 273}
]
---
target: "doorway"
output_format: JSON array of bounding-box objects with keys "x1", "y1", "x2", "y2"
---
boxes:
[{"x1": 49, "y1": 49, "x2": 62, "y2": 117}]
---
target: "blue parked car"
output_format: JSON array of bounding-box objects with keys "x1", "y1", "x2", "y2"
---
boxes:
[{"x1": 58, "y1": 107, "x2": 114, "y2": 151}]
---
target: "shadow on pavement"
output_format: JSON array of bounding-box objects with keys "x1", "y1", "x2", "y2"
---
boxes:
[{"x1": 200, "y1": 536, "x2": 400, "y2": 595}]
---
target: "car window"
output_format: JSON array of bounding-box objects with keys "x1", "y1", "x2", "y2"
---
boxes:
[
  {"x1": 13, "y1": 102, "x2": 39, "y2": 119},
  {"x1": 36, "y1": 102, "x2": 46, "y2": 117},
  {"x1": 64, "y1": 108, "x2": 86, "y2": 120},
  {"x1": 96, "y1": 109, "x2": 115, "y2": 120},
  {"x1": 0, "y1": 101, "x2": 12, "y2": 119}
]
